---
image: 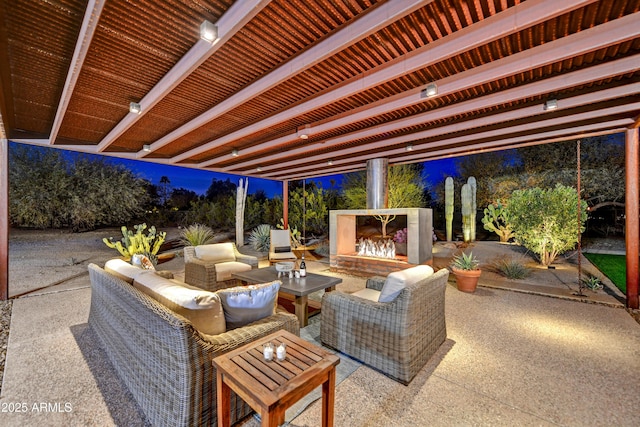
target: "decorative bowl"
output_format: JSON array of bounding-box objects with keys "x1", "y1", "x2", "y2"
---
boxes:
[{"x1": 275, "y1": 261, "x2": 295, "y2": 272}]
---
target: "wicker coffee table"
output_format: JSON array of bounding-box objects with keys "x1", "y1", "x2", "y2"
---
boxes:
[
  {"x1": 213, "y1": 329, "x2": 340, "y2": 427},
  {"x1": 232, "y1": 266, "x2": 341, "y2": 327}
]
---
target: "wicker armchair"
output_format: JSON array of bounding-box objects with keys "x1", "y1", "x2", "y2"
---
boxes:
[
  {"x1": 184, "y1": 243, "x2": 258, "y2": 292},
  {"x1": 320, "y1": 267, "x2": 449, "y2": 384}
]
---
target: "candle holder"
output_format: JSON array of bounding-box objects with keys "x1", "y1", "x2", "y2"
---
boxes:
[
  {"x1": 263, "y1": 342, "x2": 274, "y2": 361},
  {"x1": 276, "y1": 343, "x2": 286, "y2": 361}
]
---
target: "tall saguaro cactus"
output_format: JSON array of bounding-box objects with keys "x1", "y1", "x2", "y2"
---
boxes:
[
  {"x1": 468, "y1": 176, "x2": 477, "y2": 242},
  {"x1": 461, "y1": 183, "x2": 472, "y2": 243},
  {"x1": 445, "y1": 177, "x2": 454, "y2": 241},
  {"x1": 236, "y1": 178, "x2": 248, "y2": 247}
]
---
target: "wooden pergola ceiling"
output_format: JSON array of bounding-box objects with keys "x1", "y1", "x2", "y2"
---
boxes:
[{"x1": 1, "y1": 0, "x2": 639, "y2": 182}]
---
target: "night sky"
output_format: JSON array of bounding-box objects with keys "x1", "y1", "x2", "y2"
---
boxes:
[{"x1": 10, "y1": 141, "x2": 458, "y2": 198}]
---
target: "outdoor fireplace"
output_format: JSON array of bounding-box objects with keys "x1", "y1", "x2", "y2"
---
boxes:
[{"x1": 329, "y1": 208, "x2": 433, "y2": 276}]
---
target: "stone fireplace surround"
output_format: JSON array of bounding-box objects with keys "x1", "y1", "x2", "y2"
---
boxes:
[{"x1": 329, "y1": 208, "x2": 433, "y2": 276}]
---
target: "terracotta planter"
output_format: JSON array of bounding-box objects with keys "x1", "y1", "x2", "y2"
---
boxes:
[{"x1": 452, "y1": 268, "x2": 481, "y2": 293}]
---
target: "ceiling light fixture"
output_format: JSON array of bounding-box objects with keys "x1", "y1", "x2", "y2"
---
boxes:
[
  {"x1": 129, "y1": 102, "x2": 141, "y2": 114},
  {"x1": 142, "y1": 144, "x2": 151, "y2": 152},
  {"x1": 406, "y1": 144, "x2": 413, "y2": 152},
  {"x1": 420, "y1": 82, "x2": 438, "y2": 98},
  {"x1": 297, "y1": 124, "x2": 310, "y2": 140},
  {"x1": 544, "y1": 99, "x2": 558, "y2": 111},
  {"x1": 200, "y1": 20, "x2": 218, "y2": 43},
  {"x1": 256, "y1": 166, "x2": 262, "y2": 172},
  {"x1": 328, "y1": 159, "x2": 333, "y2": 166},
  {"x1": 231, "y1": 149, "x2": 239, "y2": 157}
]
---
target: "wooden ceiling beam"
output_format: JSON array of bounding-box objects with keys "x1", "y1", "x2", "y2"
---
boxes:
[
  {"x1": 193, "y1": 0, "x2": 611, "y2": 168},
  {"x1": 49, "y1": 0, "x2": 106, "y2": 145},
  {"x1": 225, "y1": 52, "x2": 640, "y2": 173},
  {"x1": 95, "y1": 0, "x2": 272, "y2": 153},
  {"x1": 155, "y1": 0, "x2": 433, "y2": 161},
  {"x1": 273, "y1": 120, "x2": 632, "y2": 180}
]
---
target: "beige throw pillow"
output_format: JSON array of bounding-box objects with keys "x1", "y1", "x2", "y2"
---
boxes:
[
  {"x1": 133, "y1": 272, "x2": 226, "y2": 335},
  {"x1": 378, "y1": 265, "x2": 434, "y2": 303},
  {"x1": 195, "y1": 243, "x2": 236, "y2": 263},
  {"x1": 217, "y1": 281, "x2": 280, "y2": 329}
]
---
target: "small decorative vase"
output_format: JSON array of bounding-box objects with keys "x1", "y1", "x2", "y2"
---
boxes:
[{"x1": 452, "y1": 268, "x2": 481, "y2": 293}]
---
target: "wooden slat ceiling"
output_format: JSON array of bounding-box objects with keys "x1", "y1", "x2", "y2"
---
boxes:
[{"x1": 1, "y1": 0, "x2": 639, "y2": 181}]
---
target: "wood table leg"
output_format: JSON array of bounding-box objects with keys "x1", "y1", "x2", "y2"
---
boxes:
[
  {"x1": 321, "y1": 368, "x2": 336, "y2": 427},
  {"x1": 217, "y1": 373, "x2": 231, "y2": 427},
  {"x1": 294, "y1": 294, "x2": 309, "y2": 327}
]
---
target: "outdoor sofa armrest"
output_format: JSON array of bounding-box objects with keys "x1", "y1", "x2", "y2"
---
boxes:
[
  {"x1": 366, "y1": 276, "x2": 386, "y2": 291},
  {"x1": 234, "y1": 252, "x2": 258, "y2": 268}
]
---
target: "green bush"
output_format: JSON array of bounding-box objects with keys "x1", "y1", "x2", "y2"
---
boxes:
[
  {"x1": 508, "y1": 184, "x2": 587, "y2": 265},
  {"x1": 9, "y1": 145, "x2": 149, "y2": 230},
  {"x1": 180, "y1": 224, "x2": 215, "y2": 246}
]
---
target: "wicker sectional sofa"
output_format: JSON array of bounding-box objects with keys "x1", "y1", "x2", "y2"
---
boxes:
[{"x1": 87, "y1": 263, "x2": 299, "y2": 427}]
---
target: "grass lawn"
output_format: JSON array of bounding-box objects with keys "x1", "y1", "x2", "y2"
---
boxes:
[{"x1": 584, "y1": 253, "x2": 626, "y2": 293}]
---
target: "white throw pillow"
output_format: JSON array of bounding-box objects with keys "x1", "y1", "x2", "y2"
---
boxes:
[
  {"x1": 195, "y1": 243, "x2": 236, "y2": 263},
  {"x1": 217, "y1": 281, "x2": 280, "y2": 329},
  {"x1": 378, "y1": 265, "x2": 434, "y2": 303},
  {"x1": 133, "y1": 272, "x2": 226, "y2": 335},
  {"x1": 104, "y1": 258, "x2": 143, "y2": 284}
]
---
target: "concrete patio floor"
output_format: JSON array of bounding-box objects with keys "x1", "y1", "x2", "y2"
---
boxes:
[{"x1": 1, "y1": 243, "x2": 639, "y2": 426}]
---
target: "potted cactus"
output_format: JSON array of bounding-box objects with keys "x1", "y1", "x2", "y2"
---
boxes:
[{"x1": 450, "y1": 251, "x2": 481, "y2": 293}]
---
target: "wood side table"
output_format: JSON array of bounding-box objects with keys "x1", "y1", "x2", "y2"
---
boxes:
[{"x1": 213, "y1": 330, "x2": 340, "y2": 427}]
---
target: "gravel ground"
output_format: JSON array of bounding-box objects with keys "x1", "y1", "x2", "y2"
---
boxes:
[{"x1": 0, "y1": 299, "x2": 12, "y2": 395}]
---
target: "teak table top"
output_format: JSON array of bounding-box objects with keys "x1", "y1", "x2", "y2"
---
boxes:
[{"x1": 213, "y1": 329, "x2": 340, "y2": 426}]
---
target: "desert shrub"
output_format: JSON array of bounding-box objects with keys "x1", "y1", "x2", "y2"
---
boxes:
[
  {"x1": 582, "y1": 274, "x2": 603, "y2": 291},
  {"x1": 9, "y1": 145, "x2": 148, "y2": 230},
  {"x1": 492, "y1": 257, "x2": 531, "y2": 279},
  {"x1": 248, "y1": 224, "x2": 271, "y2": 252},
  {"x1": 180, "y1": 224, "x2": 215, "y2": 246},
  {"x1": 508, "y1": 184, "x2": 587, "y2": 266},
  {"x1": 313, "y1": 240, "x2": 330, "y2": 257}
]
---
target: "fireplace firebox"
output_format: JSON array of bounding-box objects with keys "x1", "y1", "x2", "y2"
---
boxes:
[{"x1": 329, "y1": 208, "x2": 433, "y2": 276}]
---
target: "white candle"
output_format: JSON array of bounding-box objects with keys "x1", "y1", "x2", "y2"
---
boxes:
[
  {"x1": 276, "y1": 343, "x2": 286, "y2": 361},
  {"x1": 263, "y1": 344, "x2": 274, "y2": 361}
]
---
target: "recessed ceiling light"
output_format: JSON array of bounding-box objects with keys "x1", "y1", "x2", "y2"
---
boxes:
[
  {"x1": 406, "y1": 144, "x2": 413, "y2": 152},
  {"x1": 231, "y1": 149, "x2": 239, "y2": 157},
  {"x1": 142, "y1": 144, "x2": 151, "y2": 152},
  {"x1": 543, "y1": 99, "x2": 558, "y2": 111},
  {"x1": 129, "y1": 102, "x2": 141, "y2": 114},
  {"x1": 200, "y1": 20, "x2": 218, "y2": 43},
  {"x1": 420, "y1": 83, "x2": 438, "y2": 98},
  {"x1": 256, "y1": 166, "x2": 262, "y2": 172},
  {"x1": 328, "y1": 159, "x2": 333, "y2": 166},
  {"x1": 297, "y1": 125, "x2": 310, "y2": 140}
]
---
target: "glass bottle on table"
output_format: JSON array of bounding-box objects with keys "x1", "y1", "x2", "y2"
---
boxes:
[{"x1": 299, "y1": 253, "x2": 306, "y2": 277}]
